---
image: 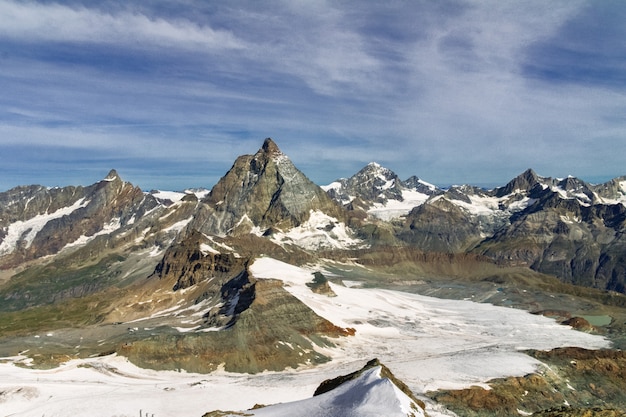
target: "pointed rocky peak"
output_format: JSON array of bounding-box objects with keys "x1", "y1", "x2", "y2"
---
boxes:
[
  {"x1": 495, "y1": 168, "x2": 543, "y2": 197},
  {"x1": 556, "y1": 175, "x2": 590, "y2": 193},
  {"x1": 197, "y1": 138, "x2": 347, "y2": 236},
  {"x1": 326, "y1": 162, "x2": 403, "y2": 207},
  {"x1": 104, "y1": 169, "x2": 120, "y2": 181},
  {"x1": 260, "y1": 137, "x2": 283, "y2": 157},
  {"x1": 403, "y1": 175, "x2": 440, "y2": 194},
  {"x1": 356, "y1": 162, "x2": 397, "y2": 182}
]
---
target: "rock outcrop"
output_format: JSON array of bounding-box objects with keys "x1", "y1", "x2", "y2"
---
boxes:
[{"x1": 122, "y1": 274, "x2": 353, "y2": 373}]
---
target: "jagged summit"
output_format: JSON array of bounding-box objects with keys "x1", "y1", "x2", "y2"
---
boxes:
[
  {"x1": 260, "y1": 137, "x2": 283, "y2": 157},
  {"x1": 495, "y1": 168, "x2": 541, "y2": 197},
  {"x1": 104, "y1": 169, "x2": 120, "y2": 181},
  {"x1": 193, "y1": 138, "x2": 346, "y2": 236},
  {"x1": 324, "y1": 162, "x2": 441, "y2": 220}
]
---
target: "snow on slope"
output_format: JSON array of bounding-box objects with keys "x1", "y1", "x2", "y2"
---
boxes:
[
  {"x1": 597, "y1": 180, "x2": 626, "y2": 206},
  {"x1": 249, "y1": 257, "x2": 609, "y2": 394},
  {"x1": 0, "y1": 257, "x2": 610, "y2": 417},
  {"x1": 269, "y1": 210, "x2": 363, "y2": 250},
  {"x1": 368, "y1": 188, "x2": 431, "y2": 220},
  {"x1": 0, "y1": 197, "x2": 89, "y2": 255},
  {"x1": 243, "y1": 365, "x2": 424, "y2": 417}
]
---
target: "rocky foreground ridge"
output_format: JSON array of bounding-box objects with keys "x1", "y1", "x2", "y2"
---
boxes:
[
  {"x1": 1, "y1": 138, "x2": 625, "y2": 416},
  {"x1": 203, "y1": 359, "x2": 426, "y2": 417}
]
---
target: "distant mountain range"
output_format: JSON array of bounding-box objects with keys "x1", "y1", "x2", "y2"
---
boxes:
[
  {"x1": 3, "y1": 139, "x2": 624, "y2": 295},
  {"x1": 1, "y1": 138, "x2": 626, "y2": 416}
]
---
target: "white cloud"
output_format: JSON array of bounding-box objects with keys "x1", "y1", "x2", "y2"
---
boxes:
[
  {"x1": 0, "y1": 1, "x2": 624, "y2": 190},
  {"x1": 0, "y1": 1, "x2": 245, "y2": 51}
]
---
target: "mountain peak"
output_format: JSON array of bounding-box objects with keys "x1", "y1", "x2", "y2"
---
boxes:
[
  {"x1": 495, "y1": 168, "x2": 541, "y2": 197},
  {"x1": 261, "y1": 137, "x2": 282, "y2": 156},
  {"x1": 103, "y1": 169, "x2": 121, "y2": 182},
  {"x1": 198, "y1": 138, "x2": 346, "y2": 236}
]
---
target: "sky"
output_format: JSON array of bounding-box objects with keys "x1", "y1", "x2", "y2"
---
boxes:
[{"x1": 0, "y1": 0, "x2": 625, "y2": 192}]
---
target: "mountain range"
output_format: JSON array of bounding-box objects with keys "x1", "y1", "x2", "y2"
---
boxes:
[{"x1": 1, "y1": 138, "x2": 625, "y2": 416}]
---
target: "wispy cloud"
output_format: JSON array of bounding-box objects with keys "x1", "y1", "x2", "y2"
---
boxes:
[
  {"x1": 0, "y1": 0, "x2": 624, "y2": 191},
  {"x1": 0, "y1": 1, "x2": 244, "y2": 50}
]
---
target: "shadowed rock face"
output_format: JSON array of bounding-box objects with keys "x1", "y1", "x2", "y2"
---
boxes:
[
  {"x1": 477, "y1": 191, "x2": 626, "y2": 292},
  {"x1": 150, "y1": 230, "x2": 247, "y2": 291},
  {"x1": 192, "y1": 138, "x2": 346, "y2": 236}
]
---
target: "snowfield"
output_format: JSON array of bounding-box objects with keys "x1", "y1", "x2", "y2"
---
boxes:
[{"x1": 0, "y1": 257, "x2": 611, "y2": 417}]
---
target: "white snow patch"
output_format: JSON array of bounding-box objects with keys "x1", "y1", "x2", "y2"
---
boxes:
[
  {"x1": 151, "y1": 190, "x2": 187, "y2": 203},
  {"x1": 417, "y1": 178, "x2": 438, "y2": 191},
  {"x1": 271, "y1": 210, "x2": 362, "y2": 250},
  {"x1": 320, "y1": 181, "x2": 343, "y2": 192},
  {"x1": 368, "y1": 188, "x2": 430, "y2": 220},
  {"x1": 62, "y1": 217, "x2": 122, "y2": 250},
  {"x1": 560, "y1": 215, "x2": 581, "y2": 224},
  {"x1": 200, "y1": 243, "x2": 220, "y2": 255},
  {"x1": 164, "y1": 217, "x2": 192, "y2": 233},
  {"x1": 250, "y1": 257, "x2": 609, "y2": 395},
  {"x1": 0, "y1": 198, "x2": 89, "y2": 255}
]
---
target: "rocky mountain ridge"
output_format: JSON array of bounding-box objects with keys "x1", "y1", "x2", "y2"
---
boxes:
[
  {"x1": 1, "y1": 141, "x2": 625, "y2": 300},
  {"x1": 326, "y1": 166, "x2": 626, "y2": 293},
  {"x1": 203, "y1": 359, "x2": 426, "y2": 417},
  {"x1": 1, "y1": 139, "x2": 625, "y2": 417}
]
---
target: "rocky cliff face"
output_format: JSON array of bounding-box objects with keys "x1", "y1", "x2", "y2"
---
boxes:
[
  {"x1": 123, "y1": 273, "x2": 353, "y2": 373},
  {"x1": 477, "y1": 188, "x2": 626, "y2": 292},
  {"x1": 190, "y1": 138, "x2": 347, "y2": 237}
]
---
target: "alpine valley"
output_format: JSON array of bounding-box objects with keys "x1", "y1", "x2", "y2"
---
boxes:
[{"x1": 1, "y1": 138, "x2": 625, "y2": 417}]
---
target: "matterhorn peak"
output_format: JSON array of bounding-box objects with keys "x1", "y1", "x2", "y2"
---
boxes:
[{"x1": 261, "y1": 137, "x2": 283, "y2": 157}]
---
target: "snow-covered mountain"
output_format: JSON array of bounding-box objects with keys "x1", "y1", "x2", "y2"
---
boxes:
[
  {"x1": 324, "y1": 166, "x2": 626, "y2": 292},
  {"x1": 1, "y1": 138, "x2": 626, "y2": 416},
  {"x1": 323, "y1": 162, "x2": 441, "y2": 220},
  {"x1": 205, "y1": 359, "x2": 426, "y2": 417}
]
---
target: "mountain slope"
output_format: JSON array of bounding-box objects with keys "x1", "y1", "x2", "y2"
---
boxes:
[
  {"x1": 203, "y1": 359, "x2": 426, "y2": 417},
  {"x1": 0, "y1": 170, "x2": 159, "y2": 266}
]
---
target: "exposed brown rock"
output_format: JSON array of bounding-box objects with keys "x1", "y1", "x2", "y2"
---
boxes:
[
  {"x1": 563, "y1": 317, "x2": 594, "y2": 332},
  {"x1": 122, "y1": 277, "x2": 354, "y2": 373},
  {"x1": 430, "y1": 347, "x2": 626, "y2": 417}
]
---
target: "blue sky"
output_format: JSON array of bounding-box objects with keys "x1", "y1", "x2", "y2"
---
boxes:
[{"x1": 0, "y1": 0, "x2": 625, "y2": 191}]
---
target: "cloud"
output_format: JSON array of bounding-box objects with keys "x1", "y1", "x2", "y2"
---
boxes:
[
  {"x1": 0, "y1": 0, "x2": 624, "y2": 191},
  {"x1": 0, "y1": 0, "x2": 244, "y2": 51}
]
